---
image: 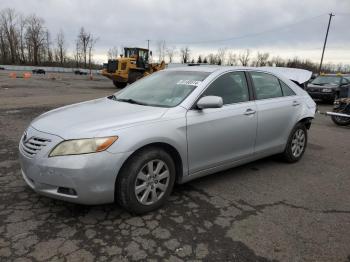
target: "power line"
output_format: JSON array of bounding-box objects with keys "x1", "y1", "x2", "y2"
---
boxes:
[{"x1": 168, "y1": 13, "x2": 327, "y2": 45}]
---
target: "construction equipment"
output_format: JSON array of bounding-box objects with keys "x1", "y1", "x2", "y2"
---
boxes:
[{"x1": 102, "y1": 47, "x2": 166, "y2": 88}]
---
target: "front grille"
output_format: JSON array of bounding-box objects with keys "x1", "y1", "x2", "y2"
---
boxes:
[{"x1": 21, "y1": 136, "x2": 51, "y2": 157}]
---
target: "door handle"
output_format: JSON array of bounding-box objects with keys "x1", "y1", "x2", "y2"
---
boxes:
[
  {"x1": 244, "y1": 108, "x2": 256, "y2": 115},
  {"x1": 292, "y1": 101, "x2": 300, "y2": 106}
]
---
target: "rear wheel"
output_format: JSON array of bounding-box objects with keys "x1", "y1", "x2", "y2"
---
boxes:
[
  {"x1": 113, "y1": 80, "x2": 127, "y2": 89},
  {"x1": 281, "y1": 123, "x2": 307, "y2": 163},
  {"x1": 115, "y1": 147, "x2": 176, "y2": 214}
]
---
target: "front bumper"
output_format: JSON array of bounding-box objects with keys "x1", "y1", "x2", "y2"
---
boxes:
[
  {"x1": 307, "y1": 91, "x2": 335, "y2": 101},
  {"x1": 18, "y1": 127, "x2": 129, "y2": 205}
]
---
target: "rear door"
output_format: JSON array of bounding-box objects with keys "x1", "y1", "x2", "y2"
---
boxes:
[
  {"x1": 186, "y1": 71, "x2": 257, "y2": 174},
  {"x1": 249, "y1": 71, "x2": 301, "y2": 154}
]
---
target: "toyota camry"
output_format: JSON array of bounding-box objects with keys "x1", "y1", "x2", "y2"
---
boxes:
[{"x1": 19, "y1": 66, "x2": 316, "y2": 214}]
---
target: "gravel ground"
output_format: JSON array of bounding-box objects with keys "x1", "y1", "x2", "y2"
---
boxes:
[{"x1": 0, "y1": 71, "x2": 349, "y2": 261}]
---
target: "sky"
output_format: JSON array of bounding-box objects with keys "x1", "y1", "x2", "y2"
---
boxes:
[{"x1": 3, "y1": 0, "x2": 350, "y2": 64}]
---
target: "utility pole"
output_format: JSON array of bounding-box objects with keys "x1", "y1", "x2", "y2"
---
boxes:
[
  {"x1": 146, "y1": 40, "x2": 150, "y2": 62},
  {"x1": 318, "y1": 13, "x2": 335, "y2": 74}
]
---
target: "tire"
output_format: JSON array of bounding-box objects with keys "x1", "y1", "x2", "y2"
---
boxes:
[
  {"x1": 331, "y1": 115, "x2": 350, "y2": 126},
  {"x1": 281, "y1": 123, "x2": 308, "y2": 163},
  {"x1": 115, "y1": 147, "x2": 176, "y2": 214},
  {"x1": 113, "y1": 80, "x2": 127, "y2": 89}
]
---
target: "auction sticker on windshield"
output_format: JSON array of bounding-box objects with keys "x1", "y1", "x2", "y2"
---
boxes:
[{"x1": 176, "y1": 80, "x2": 202, "y2": 86}]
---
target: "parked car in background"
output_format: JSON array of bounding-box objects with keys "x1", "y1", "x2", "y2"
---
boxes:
[
  {"x1": 19, "y1": 66, "x2": 316, "y2": 214},
  {"x1": 0, "y1": 66, "x2": 5, "y2": 70},
  {"x1": 306, "y1": 74, "x2": 350, "y2": 103},
  {"x1": 32, "y1": 69, "x2": 46, "y2": 74},
  {"x1": 74, "y1": 69, "x2": 88, "y2": 75}
]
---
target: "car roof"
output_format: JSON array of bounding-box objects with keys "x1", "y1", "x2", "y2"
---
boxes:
[{"x1": 165, "y1": 65, "x2": 313, "y2": 84}]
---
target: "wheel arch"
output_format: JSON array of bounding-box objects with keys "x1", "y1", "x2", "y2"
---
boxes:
[
  {"x1": 115, "y1": 142, "x2": 184, "y2": 195},
  {"x1": 297, "y1": 117, "x2": 313, "y2": 129}
]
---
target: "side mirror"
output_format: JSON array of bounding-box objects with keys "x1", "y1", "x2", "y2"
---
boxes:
[
  {"x1": 197, "y1": 96, "x2": 223, "y2": 109},
  {"x1": 150, "y1": 51, "x2": 153, "y2": 56}
]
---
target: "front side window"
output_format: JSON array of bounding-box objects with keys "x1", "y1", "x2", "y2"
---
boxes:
[
  {"x1": 115, "y1": 71, "x2": 209, "y2": 107},
  {"x1": 250, "y1": 72, "x2": 283, "y2": 100},
  {"x1": 202, "y1": 72, "x2": 249, "y2": 104}
]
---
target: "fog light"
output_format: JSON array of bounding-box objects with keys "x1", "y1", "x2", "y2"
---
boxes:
[{"x1": 57, "y1": 187, "x2": 77, "y2": 196}]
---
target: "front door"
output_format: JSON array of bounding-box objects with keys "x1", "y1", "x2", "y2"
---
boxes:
[{"x1": 186, "y1": 71, "x2": 257, "y2": 174}]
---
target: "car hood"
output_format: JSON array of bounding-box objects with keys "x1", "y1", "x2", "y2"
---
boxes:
[
  {"x1": 31, "y1": 97, "x2": 168, "y2": 139},
  {"x1": 307, "y1": 83, "x2": 338, "y2": 89}
]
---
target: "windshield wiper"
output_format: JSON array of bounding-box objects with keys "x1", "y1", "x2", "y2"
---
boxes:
[{"x1": 116, "y1": 98, "x2": 148, "y2": 106}]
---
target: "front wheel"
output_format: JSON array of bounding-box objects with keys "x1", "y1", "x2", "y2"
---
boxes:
[
  {"x1": 281, "y1": 123, "x2": 308, "y2": 163},
  {"x1": 115, "y1": 147, "x2": 176, "y2": 214}
]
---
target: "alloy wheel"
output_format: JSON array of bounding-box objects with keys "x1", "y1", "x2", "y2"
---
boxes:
[
  {"x1": 134, "y1": 159, "x2": 170, "y2": 205},
  {"x1": 291, "y1": 129, "x2": 305, "y2": 158}
]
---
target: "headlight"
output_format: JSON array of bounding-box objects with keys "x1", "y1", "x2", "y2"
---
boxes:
[
  {"x1": 322, "y1": 88, "x2": 332, "y2": 92},
  {"x1": 49, "y1": 136, "x2": 118, "y2": 157}
]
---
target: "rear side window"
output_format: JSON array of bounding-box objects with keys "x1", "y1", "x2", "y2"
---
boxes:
[
  {"x1": 250, "y1": 72, "x2": 283, "y2": 100},
  {"x1": 280, "y1": 80, "x2": 296, "y2": 96},
  {"x1": 202, "y1": 72, "x2": 249, "y2": 104}
]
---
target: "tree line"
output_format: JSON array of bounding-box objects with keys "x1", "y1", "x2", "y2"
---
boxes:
[
  {"x1": 131, "y1": 41, "x2": 349, "y2": 73},
  {"x1": 0, "y1": 8, "x2": 98, "y2": 68}
]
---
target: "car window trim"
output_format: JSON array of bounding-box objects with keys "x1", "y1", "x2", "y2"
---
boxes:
[
  {"x1": 189, "y1": 70, "x2": 252, "y2": 110},
  {"x1": 279, "y1": 79, "x2": 296, "y2": 97}
]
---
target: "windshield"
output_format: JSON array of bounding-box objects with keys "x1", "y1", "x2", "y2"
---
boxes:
[
  {"x1": 115, "y1": 71, "x2": 210, "y2": 107},
  {"x1": 311, "y1": 76, "x2": 341, "y2": 85}
]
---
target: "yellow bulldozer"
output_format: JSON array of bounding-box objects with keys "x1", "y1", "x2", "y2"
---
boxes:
[{"x1": 101, "y1": 47, "x2": 166, "y2": 88}]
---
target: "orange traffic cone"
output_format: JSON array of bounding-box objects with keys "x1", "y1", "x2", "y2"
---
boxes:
[{"x1": 9, "y1": 72, "x2": 16, "y2": 78}]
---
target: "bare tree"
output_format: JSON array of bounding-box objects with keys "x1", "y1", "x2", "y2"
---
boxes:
[
  {"x1": 270, "y1": 56, "x2": 285, "y2": 67},
  {"x1": 180, "y1": 46, "x2": 190, "y2": 63},
  {"x1": 0, "y1": 19, "x2": 9, "y2": 63},
  {"x1": 207, "y1": 53, "x2": 217, "y2": 65},
  {"x1": 156, "y1": 40, "x2": 166, "y2": 62},
  {"x1": 76, "y1": 27, "x2": 91, "y2": 68},
  {"x1": 107, "y1": 46, "x2": 118, "y2": 59},
  {"x1": 44, "y1": 29, "x2": 53, "y2": 63},
  {"x1": 217, "y1": 48, "x2": 227, "y2": 65},
  {"x1": 25, "y1": 14, "x2": 45, "y2": 65},
  {"x1": 0, "y1": 8, "x2": 19, "y2": 63},
  {"x1": 238, "y1": 49, "x2": 250, "y2": 66},
  {"x1": 55, "y1": 29, "x2": 66, "y2": 66},
  {"x1": 227, "y1": 51, "x2": 237, "y2": 66},
  {"x1": 165, "y1": 46, "x2": 176, "y2": 63},
  {"x1": 254, "y1": 52, "x2": 270, "y2": 66},
  {"x1": 88, "y1": 35, "x2": 98, "y2": 73},
  {"x1": 18, "y1": 14, "x2": 26, "y2": 63}
]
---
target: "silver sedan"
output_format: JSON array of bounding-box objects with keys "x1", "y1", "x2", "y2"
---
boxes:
[{"x1": 19, "y1": 66, "x2": 316, "y2": 214}]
